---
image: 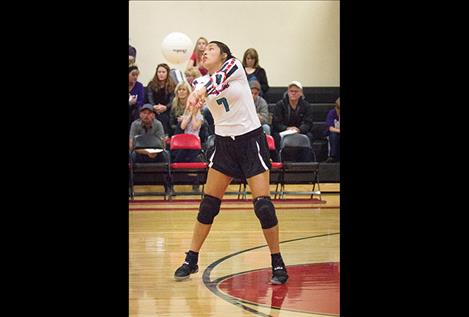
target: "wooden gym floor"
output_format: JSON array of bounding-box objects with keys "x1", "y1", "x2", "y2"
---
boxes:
[{"x1": 129, "y1": 184, "x2": 340, "y2": 316}]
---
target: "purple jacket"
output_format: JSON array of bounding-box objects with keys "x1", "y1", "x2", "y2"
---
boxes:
[
  {"x1": 129, "y1": 81, "x2": 145, "y2": 121},
  {"x1": 325, "y1": 108, "x2": 339, "y2": 136}
]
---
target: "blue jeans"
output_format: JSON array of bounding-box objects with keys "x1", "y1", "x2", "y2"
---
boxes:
[{"x1": 328, "y1": 132, "x2": 340, "y2": 159}]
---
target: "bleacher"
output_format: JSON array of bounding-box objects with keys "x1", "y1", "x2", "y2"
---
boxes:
[
  {"x1": 265, "y1": 86, "x2": 340, "y2": 182},
  {"x1": 130, "y1": 86, "x2": 340, "y2": 198}
]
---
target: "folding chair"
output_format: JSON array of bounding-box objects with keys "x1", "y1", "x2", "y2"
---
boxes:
[
  {"x1": 129, "y1": 134, "x2": 171, "y2": 200},
  {"x1": 169, "y1": 134, "x2": 208, "y2": 199},
  {"x1": 278, "y1": 133, "x2": 321, "y2": 200}
]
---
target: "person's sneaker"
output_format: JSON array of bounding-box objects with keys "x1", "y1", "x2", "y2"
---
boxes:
[
  {"x1": 174, "y1": 262, "x2": 199, "y2": 281},
  {"x1": 325, "y1": 157, "x2": 337, "y2": 163},
  {"x1": 271, "y1": 265, "x2": 289, "y2": 284}
]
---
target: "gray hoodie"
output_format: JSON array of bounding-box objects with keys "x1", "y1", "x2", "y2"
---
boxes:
[{"x1": 253, "y1": 95, "x2": 269, "y2": 125}]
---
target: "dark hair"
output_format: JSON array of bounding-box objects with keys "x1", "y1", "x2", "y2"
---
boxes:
[
  {"x1": 209, "y1": 41, "x2": 235, "y2": 62},
  {"x1": 129, "y1": 65, "x2": 139, "y2": 73}
]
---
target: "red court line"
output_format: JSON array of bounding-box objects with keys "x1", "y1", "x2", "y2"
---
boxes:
[{"x1": 129, "y1": 198, "x2": 327, "y2": 204}]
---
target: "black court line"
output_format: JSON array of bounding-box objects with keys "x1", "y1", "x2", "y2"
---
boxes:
[{"x1": 202, "y1": 232, "x2": 340, "y2": 317}]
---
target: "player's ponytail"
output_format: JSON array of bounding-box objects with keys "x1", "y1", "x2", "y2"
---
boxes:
[{"x1": 209, "y1": 41, "x2": 235, "y2": 62}]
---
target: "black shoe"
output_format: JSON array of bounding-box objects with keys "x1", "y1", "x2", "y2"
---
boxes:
[
  {"x1": 174, "y1": 262, "x2": 199, "y2": 281},
  {"x1": 325, "y1": 157, "x2": 337, "y2": 163},
  {"x1": 271, "y1": 265, "x2": 289, "y2": 284}
]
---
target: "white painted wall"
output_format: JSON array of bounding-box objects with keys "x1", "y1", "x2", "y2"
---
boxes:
[{"x1": 129, "y1": 0, "x2": 339, "y2": 87}]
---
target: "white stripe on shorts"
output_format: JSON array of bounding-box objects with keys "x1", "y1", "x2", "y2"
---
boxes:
[
  {"x1": 256, "y1": 141, "x2": 269, "y2": 171},
  {"x1": 208, "y1": 148, "x2": 216, "y2": 168}
]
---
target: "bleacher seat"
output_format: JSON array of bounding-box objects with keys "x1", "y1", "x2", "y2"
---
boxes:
[
  {"x1": 278, "y1": 133, "x2": 321, "y2": 200},
  {"x1": 169, "y1": 134, "x2": 208, "y2": 199}
]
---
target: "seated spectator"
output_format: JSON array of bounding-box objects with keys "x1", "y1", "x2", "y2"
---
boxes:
[
  {"x1": 272, "y1": 81, "x2": 314, "y2": 150},
  {"x1": 186, "y1": 36, "x2": 208, "y2": 76},
  {"x1": 169, "y1": 82, "x2": 192, "y2": 135},
  {"x1": 250, "y1": 80, "x2": 271, "y2": 135},
  {"x1": 184, "y1": 67, "x2": 202, "y2": 87},
  {"x1": 129, "y1": 65, "x2": 145, "y2": 130},
  {"x1": 172, "y1": 103, "x2": 205, "y2": 163},
  {"x1": 129, "y1": 44, "x2": 137, "y2": 65},
  {"x1": 184, "y1": 67, "x2": 213, "y2": 141},
  {"x1": 147, "y1": 63, "x2": 176, "y2": 136},
  {"x1": 325, "y1": 97, "x2": 340, "y2": 162},
  {"x1": 129, "y1": 104, "x2": 166, "y2": 164},
  {"x1": 242, "y1": 48, "x2": 269, "y2": 96}
]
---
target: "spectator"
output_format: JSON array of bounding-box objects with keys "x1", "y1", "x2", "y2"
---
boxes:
[
  {"x1": 187, "y1": 36, "x2": 208, "y2": 76},
  {"x1": 169, "y1": 81, "x2": 192, "y2": 135},
  {"x1": 129, "y1": 65, "x2": 145, "y2": 130},
  {"x1": 147, "y1": 63, "x2": 176, "y2": 136},
  {"x1": 242, "y1": 48, "x2": 269, "y2": 96},
  {"x1": 272, "y1": 81, "x2": 314, "y2": 149},
  {"x1": 325, "y1": 97, "x2": 340, "y2": 162},
  {"x1": 173, "y1": 103, "x2": 205, "y2": 163},
  {"x1": 129, "y1": 104, "x2": 166, "y2": 163},
  {"x1": 184, "y1": 67, "x2": 212, "y2": 140},
  {"x1": 180, "y1": 104, "x2": 204, "y2": 136},
  {"x1": 250, "y1": 80, "x2": 271, "y2": 135},
  {"x1": 184, "y1": 67, "x2": 202, "y2": 87},
  {"x1": 129, "y1": 44, "x2": 137, "y2": 65}
]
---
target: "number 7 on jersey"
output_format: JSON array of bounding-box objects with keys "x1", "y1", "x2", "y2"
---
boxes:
[{"x1": 216, "y1": 97, "x2": 230, "y2": 112}]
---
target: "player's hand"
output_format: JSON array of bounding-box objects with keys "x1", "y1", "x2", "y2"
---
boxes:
[
  {"x1": 188, "y1": 87, "x2": 207, "y2": 110},
  {"x1": 187, "y1": 91, "x2": 201, "y2": 109}
]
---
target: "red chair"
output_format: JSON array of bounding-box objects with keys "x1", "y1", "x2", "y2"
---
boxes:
[
  {"x1": 265, "y1": 134, "x2": 284, "y2": 199},
  {"x1": 169, "y1": 134, "x2": 208, "y2": 198}
]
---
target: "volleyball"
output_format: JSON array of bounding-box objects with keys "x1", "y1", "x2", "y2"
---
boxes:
[{"x1": 161, "y1": 32, "x2": 193, "y2": 64}]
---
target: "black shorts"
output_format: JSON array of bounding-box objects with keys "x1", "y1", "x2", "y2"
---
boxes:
[{"x1": 208, "y1": 127, "x2": 272, "y2": 179}]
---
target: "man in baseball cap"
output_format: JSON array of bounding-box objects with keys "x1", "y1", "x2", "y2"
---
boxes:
[
  {"x1": 129, "y1": 103, "x2": 165, "y2": 155},
  {"x1": 272, "y1": 80, "x2": 314, "y2": 157}
]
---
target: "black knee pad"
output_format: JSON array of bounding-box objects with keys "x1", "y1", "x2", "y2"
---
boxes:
[
  {"x1": 197, "y1": 194, "x2": 222, "y2": 224},
  {"x1": 253, "y1": 196, "x2": 278, "y2": 229}
]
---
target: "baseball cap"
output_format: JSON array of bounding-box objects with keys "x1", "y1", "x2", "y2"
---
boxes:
[
  {"x1": 288, "y1": 81, "x2": 303, "y2": 90},
  {"x1": 140, "y1": 104, "x2": 155, "y2": 113}
]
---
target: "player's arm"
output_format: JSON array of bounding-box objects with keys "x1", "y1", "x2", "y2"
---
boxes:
[
  {"x1": 187, "y1": 58, "x2": 242, "y2": 108},
  {"x1": 204, "y1": 58, "x2": 242, "y2": 97}
]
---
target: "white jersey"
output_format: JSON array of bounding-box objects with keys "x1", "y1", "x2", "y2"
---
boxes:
[{"x1": 192, "y1": 58, "x2": 261, "y2": 137}]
